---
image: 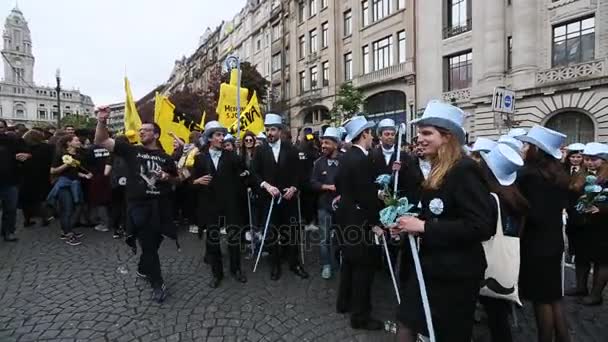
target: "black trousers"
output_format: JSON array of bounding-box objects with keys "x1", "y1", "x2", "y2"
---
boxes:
[
  {"x1": 479, "y1": 296, "x2": 513, "y2": 342},
  {"x1": 265, "y1": 201, "x2": 300, "y2": 269},
  {"x1": 206, "y1": 214, "x2": 242, "y2": 278},
  {"x1": 337, "y1": 259, "x2": 376, "y2": 323},
  {"x1": 110, "y1": 186, "x2": 126, "y2": 232},
  {"x1": 128, "y1": 201, "x2": 164, "y2": 288}
]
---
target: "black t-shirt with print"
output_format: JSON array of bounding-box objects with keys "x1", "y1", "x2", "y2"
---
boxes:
[
  {"x1": 114, "y1": 141, "x2": 177, "y2": 200},
  {"x1": 85, "y1": 145, "x2": 112, "y2": 175},
  {"x1": 51, "y1": 151, "x2": 83, "y2": 180}
]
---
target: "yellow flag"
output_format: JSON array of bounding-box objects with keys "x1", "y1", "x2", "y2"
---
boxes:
[
  {"x1": 124, "y1": 77, "x2": 142, "y2": 134},
  {"x1": 200, "y1": 111, "x2": 207, "y2": 130},
  {"x1": 216, "y1": 69, "x2": 248, "y2": 128},
  {"x1": 226, "y1": 91, "x2": 264, "y2": 139},
  {"x1": 154, "y1": 93, "x2": 192, "y2": 154}
]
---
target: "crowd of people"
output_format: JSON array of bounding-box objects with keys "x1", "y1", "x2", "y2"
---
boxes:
[{"x1": 0, "y1": 98, "x2": 606, "y2": 342}]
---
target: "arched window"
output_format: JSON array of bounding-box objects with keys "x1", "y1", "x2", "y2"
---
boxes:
[
  {"x1": 14, "y1": 103, "x2": 26, "y2": 118},
  {"x1": 364, "y1": 90, "x2": 407, "y2": 123},
  {"x1": 545, "y1": 111, "x2": 594, "y2": 144}
]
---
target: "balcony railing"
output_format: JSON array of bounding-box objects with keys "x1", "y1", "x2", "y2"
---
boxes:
[
  {"x1": 353, "y1": 62, "x2": 407, "y2": 88},
  {"x1": 443, "y1": 19, "x2": 472, "y2": 39},
  {"x1": 297, "y1": 88, "x2": 322, "y2": 106},
  {"x1": 536, "y1": 59, "x2": 606, "y2": 86},
  {"x1": 441, "y1": 88, "x2": 471, "y2": 104}
]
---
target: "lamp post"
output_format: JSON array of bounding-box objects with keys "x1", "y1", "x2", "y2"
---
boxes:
[
  {"x1": 55, "y1": 68, "x2": 61, "y2": 128},
  {"x1": 224, "y1": 55, "x2": 241, "y2": 139}
]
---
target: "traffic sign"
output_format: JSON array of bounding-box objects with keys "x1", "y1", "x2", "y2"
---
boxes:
[{"x1": 492, "y1": 87, "x2": 516, "y2": 114}]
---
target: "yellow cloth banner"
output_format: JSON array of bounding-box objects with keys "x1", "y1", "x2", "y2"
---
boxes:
[
  {"x1": 155, "y1": 93, "x2": 193, "y2": 154},
  {"x1": 226, "y1": 91, "x2": 264, "y2": 139},
  {"x1": 216, "y1": 69, "x2": 248, "y2": 128},
  {"x1": 124, "y1": 77, "x2": 142, "y2": 136}
]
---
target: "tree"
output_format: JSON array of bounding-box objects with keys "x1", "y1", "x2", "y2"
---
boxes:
[
  {"x1": 169, "y1": 88, "x2": 206, "y2": 124},
  {"x1": 202, "y1": 64, "x2": 222, "y2": 121},
  {"x1": 60, "y1": 114, "x2": 97, "y2": 130},
  {"x1": 221, "y1": 61, "x2": 270, "y2": 105},
  {"x1": 330, "y1": 82, "x2": 364, "y2": 125}
]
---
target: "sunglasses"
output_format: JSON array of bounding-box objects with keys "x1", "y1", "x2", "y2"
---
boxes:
[{"x1": 244, "y1": 139, "x2": 254, "y2": 143}]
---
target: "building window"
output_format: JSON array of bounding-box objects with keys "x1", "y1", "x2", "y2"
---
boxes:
[
  {"x1": 398, "y1": 31, "x2": 406, "y2": 63},
  {"x1": 363, "y1": 45, "x2": 370, "y2": 74},
  {"x1": 398, "y1": 0, "x2": 406, "y2": 10},
  {"x1": 299, "y1": 70, "x2": 307, "y2": 94},
  {"x1": 322, "y1": 0, "x2": 328, "y2": 9},
  {"x1": 14, "y1": 104, "x2": 25, "y2": 118},
  {"x1": 272, "y1": 53, "x2": 281, "y2": 72},
  {"x1": 299, "y1": 35, "x2": 306, "y2": 59},
  {"x1": 507, "y1": 36, "x2": 512, "y2": 70},
  {"x1": 309, "y1": 0, "x2": 317, "y2": 17},
  {"x1": 446, "y1": 51, "x2": 472, "y2": 91},
  {"x1": 257, "y1": 38, "x2": 262, "y2": 51},
  {"x1": 322, "y1": 22, "x2": 329, "y2": 48},
  {"x1": 322, "y1": 61, "x2": 329, "y2": 86},
  {"x1": 272, "y1": 24, "x2": 281, "y2": 41},
  {"x1": 372, "y1": 0, "x2": 391, "y2": 22},
  {"x1": 298, "y1": 1, "x2": 305, "y2": 23},
  {"x1": 344, "y1": 10, "x2": 352, "y2": 36},
  {"x1": 309, "y1": 29, "x2": 318, "y2": 53},
  {"x1": 444, "y1": 0, "x2": 471, "y2": 39},
  {"x1": 362, "y1": 1, "x2": 369, "y2": 27},
  {"x1": 552, "y1": 17, "x2": 595, "y2": 67},
  {"x1": 373, "y1": 36, "x2": 393, "y2": 71},
  {"x1": 546, "y1": 112, "x2": 594, "y2": 144},
  {"x1": 285, "y1": 79, "x2": 290, "y2": 98},
  {"x1": 285, "y1": 47, "x2": 290, "y2": 66},
  {"x1": 310, "y1": 66, "x2": 318, "y2": 89},
  {"x1": 344, "y1": 52, "x2": 353, "y2": 81}
]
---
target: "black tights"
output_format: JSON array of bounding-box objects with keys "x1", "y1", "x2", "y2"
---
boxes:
[
  {"x1": 573, "y1": 260, "x2": 591, "y2": 292},
  {"x1": 533, "y1": 301, "x2": 571, "y2": 342}
]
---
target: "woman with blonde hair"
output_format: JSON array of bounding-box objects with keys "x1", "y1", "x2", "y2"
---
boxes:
[{"x1": 392, "y1": 101, "x2": 495, "y2": 341}]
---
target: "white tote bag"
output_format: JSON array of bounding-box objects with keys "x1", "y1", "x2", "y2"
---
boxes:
[{"x1": 480, "y1": 193, "x2": 522, "y2": 306}]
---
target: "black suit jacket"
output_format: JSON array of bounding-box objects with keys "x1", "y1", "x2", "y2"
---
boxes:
[
  {"x1": 251, "y1": 140, "x2": 299, "y2": 200},
  {"x1": 370, "y1": 147, "x2": 424, "y2": 209}
]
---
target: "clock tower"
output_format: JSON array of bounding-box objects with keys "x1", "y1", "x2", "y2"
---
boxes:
[{"x1": 2, "y1": 5, "x2": 34, "y2": 85}]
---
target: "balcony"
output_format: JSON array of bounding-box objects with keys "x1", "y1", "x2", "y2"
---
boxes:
[
  {"x1": 296, "y1": 88, "x2": 322, "y2": 106},
  {"x1": 353, "y1": 62, "x2": 407, "y2": 89},
  {"x1": 441, "y1": 88, "x2": 471, "y2": 104},
  {"x1": 536, "y1": 59, "x2": 606, "y2": 86},
  {"x1": 443, "y1": 19, "x2": 472, "y2": 39}
]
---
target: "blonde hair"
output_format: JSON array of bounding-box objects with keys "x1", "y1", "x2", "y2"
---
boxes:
[{"x1": 423, "y1": 128, "x2": 463, "y2": 190}]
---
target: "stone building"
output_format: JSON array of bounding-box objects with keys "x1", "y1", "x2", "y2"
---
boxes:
[
  {"x1": 0, "y1": 6, "x2": 94, "y2": 127},
  {"x1": 106, "y1": 102, "x2": 125, "y2": 133},
  {"x1": 416, "y1": 0, "x2": 608, "y2": 143}
]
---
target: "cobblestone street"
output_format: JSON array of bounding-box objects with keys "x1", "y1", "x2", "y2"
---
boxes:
[{"x1": 0, "y1": 223, "x2": 606, "y2": 342}]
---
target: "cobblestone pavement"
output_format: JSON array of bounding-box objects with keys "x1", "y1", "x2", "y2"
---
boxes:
[{"x1": 0, "y1": 223, "x2": 606, "y2": 342}]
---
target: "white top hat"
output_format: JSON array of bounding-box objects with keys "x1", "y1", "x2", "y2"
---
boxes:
[
  {"x1": 582, "y1": 142, "x2": 608, "y2": 160},
  {"x1": 337, "y1": 126, "x2": 347, "y2": 141},
  {"x1": 321, "y1": 127, "x2": 341, "y2": 142},
  {"x1": 264, "y1": 113, "x2": 283, "y2": 127},
  {"x1": 507, "y1": 128, "x2": 527, "y2": 138},
  {"x1": 471, "y1": 137, "x2": 496, "y2": 153},
  {"x1": 518, "y1": 125, "x2": 566, "y2": 159},
  {"x1": 223, "y1": 134, "x2": 235, "y2": 142},
  {"x1": 481, "y1": 144, "x2": 524, "y2": 186},
  {"x1": 256, "y1": 132, "x2": 267, "y2": 140},
  {"x1": 411, "y1": 100, "x2": 466, "y2": 144},
  {"x1": 567, "y1": 143, "x2": 586, "y2": 152},
  {"x1": 498, "y1": 135, "x2": 523, "y2": 153},
  {"x1": 377, "y1": 118, "x2": 396, "y2": 135},
  {"x1": 344, "y1": 116, "x2": 375, "y2": 143},
  {"x1": 203, "y1": 121, "x2": 227, "y2": 140}
]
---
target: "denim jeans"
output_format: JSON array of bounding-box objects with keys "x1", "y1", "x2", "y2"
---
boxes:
[
  {"x1": 57, "y1": 188, "x2": 79, "y2": 234},
  {"x1": 0, "y1": 185, "x2": 18, "y2": 236},
  {"x1": 318, "y1": 208, "x2": 335, "y2": 267}
]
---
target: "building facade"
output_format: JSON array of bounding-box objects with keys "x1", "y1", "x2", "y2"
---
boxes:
[
  {"x1": 106, "y1": 102, "x2": 125, "y2": 133},
  {"x1": 0, "y1": 7, "x2": 94, "y2": 127},
  {"x1": 416, "y1": 0, "x2": 608, "y2": 143}
]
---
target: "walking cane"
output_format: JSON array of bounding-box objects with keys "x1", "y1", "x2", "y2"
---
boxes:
[
  {"x1": 382, "y1": 234, "x2": 401, "y2": 304},
  {"x1": 247, "y1": 188, "x2": 255, "y2": 258},
  {"x1": 297, "y1": 193, "x2": 305, "y2": 265},
  {"x1": 253, "y1": 195, "x2": 281, "y2": 272}
]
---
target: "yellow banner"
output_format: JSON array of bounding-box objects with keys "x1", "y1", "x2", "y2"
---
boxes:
[
  {"x1": 226, "y1": 91, "x2": 264, "y2": 139},
  {"x1": 216, "y1": 69, "x2": 248, "y2": 128},
  {"x1": 155, "y1": 93, "x2": 201, "y2": 154},
  {"x1": 124, "y1": 77, "x2": 142, "y2": 136}
]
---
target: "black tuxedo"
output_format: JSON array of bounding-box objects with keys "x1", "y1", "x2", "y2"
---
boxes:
[{"x1": 193, "y1": 149, "x2": 245, "y2": 277}]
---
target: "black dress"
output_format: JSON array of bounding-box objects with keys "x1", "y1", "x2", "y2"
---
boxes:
[
  {"x1": 517, "y1": 166, "x2": 568, "y2": 303},
  {"x1": 397, "y1": 158, "x2": 495, "y2": 342}
]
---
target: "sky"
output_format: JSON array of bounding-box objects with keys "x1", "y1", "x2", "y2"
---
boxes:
[{"x1": 1, "y1": 0, "x2": 246, "y2": 106}]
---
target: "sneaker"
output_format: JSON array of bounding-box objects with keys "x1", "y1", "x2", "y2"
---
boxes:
[
  {"x1": 73, "y1": 231, "x2": 84, "y2": 239},
  {"x1": 305, "y1": 224, "x2": 319, "y2": 232},
  {"x1": 94, "y1": 224, "x2": 109, "y2": 232},
  {"x1": 189, "y1": 225, "x2": 199, "y2": 234},
  {"x1": 60, "y1": 233, "x2": 69, "y2": 240},
  {"x1": 321, "y1": 265, "x2": 332, "y2": 280},
  {"x1": 220, "y1": 227, "x2": 227, "y2": 235},
  {"x1": 152, "y1": 284, "x2": 168, "y2": 303},
  {"x1": 113, "y1": 230, "x2": 125, "y2": 239},
  {"x1": 65, "y1": 236, "x2": 81, "y2": 246}
]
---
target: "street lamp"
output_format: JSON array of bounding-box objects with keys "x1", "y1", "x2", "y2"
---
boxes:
[
  {"x1": 55, "y1": 68, "x2": 61, "y2": 128},
  {"x1": 224, "y1": 55, "x2": 241, "y2": 139}
]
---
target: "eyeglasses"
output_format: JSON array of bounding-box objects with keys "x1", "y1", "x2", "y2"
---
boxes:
[{"x1": 244, "y1": 139, "x2": 254, "y2": 143}]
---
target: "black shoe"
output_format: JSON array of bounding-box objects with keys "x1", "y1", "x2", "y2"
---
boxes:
[
  {"x1": 113, "y1": 230, "x2": 125, "y2": 239},
  {"x1": 290, "y1": 265, "x2": 309, "y2": 279},
  {"x1": 336, "y1": 306, "x2": 351, "y2": 314},
  {"x1": 3, "y1": 233, "x2": 18, "y2": 242},
  {"x1": 73, "y1": 231, "x2": 84, "y2": 239},
  {"x1": 271, "y1": 265, "x2": 282, "y2": 281},
  {"x1": 350, "y1": 319, "x2": 383, "y2": 331},
  {"x1": 209, "y1": 276, "x2": 222, "y2": 288},
  {"x1": 152, "y1": 284, "x2": 167, "y2": 303},
  {"x1": 65, "y1": 235, "x2": 81, "y2": 246},
  {"x1": 42, "y1": 217, "x2": 54, "y2": 227},
  {"x1": 136, "y1": 270, "x2": 148, "y2": 280},
  {"x1": 232, "y1": 270, "x2": 247, "y2": 283}
]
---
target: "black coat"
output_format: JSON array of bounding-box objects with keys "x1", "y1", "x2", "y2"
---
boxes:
[
  {"x1": 251, "y1": 140, "x2": 299, "y2": 201},
  {"x1": 370, "y1": 147, "x2": 424, "y2": 208},
  {"x1": 418, "y1": 157, "x2": 495, "y2": 279},
  {"x1": 19, "y1": 142, "x2": 54, "y2": 207}
]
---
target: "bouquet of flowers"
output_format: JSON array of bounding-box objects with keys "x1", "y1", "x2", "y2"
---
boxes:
[
  {"x1": 62, "y1": 155, "x2": 90, "y2": 173},
  {"x1": 375, "y1": 174, "x2": 416, "y2": 226},
  {"x1": 576, "y1": 175, "x2": 608, "y2": 213}
]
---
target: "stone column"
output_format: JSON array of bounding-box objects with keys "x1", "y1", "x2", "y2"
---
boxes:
[
  {"x1": 511, "y1": 0, "x2": 538, "y2": 89},
  {"x1": 482, "y1": 0, "x2": 506, "y2": 88}
]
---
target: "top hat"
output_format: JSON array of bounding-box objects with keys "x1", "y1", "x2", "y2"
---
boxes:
[
  {"x1": 411, "y1": 100, "x2": 466, "y2": 144},
  {"x1": 264, "y1": 113, "x2": 284, "y2": 128},
  {"x1": 481, "y1": 144, "x2": 524, "y2": 186},
  {"x1": 321, "y1": 127, "x2": 341, "y2": 142},
  {"x1": 518, "y1": 125, "x2": 566, "y2": 159},
  {"x1": 377, "y1": 118, "x2": 397, "y2": 135},
  {"x1": 471, "y1": 137, "x2": 496, "y2": 153},
  {"x1": 344, "y1": 116, "x2": 375, "y2": 143}
]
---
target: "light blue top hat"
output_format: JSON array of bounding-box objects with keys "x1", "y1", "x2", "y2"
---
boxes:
[
  {"x1": 337, "y1": 126, "x2": 347, "y2": 141},
  {"x1": 376, "y1": 118, "x2": 396, "y2": 135},
  {"x1": 481, "y1": 144, "x2": 524, "y2": 186},
  {"x1": 567, "y1": 143, "x2": 586, "y2": 152},
  {"x1": 507, "y1": 128, "x2": 527, "y2": 139},
  {"x1": 256, "y1": 132, "x2": 266, "y2": 140},
  {"x1": 203, "y1": 121, "x2": 227, "y2": 140},
  {"x1": 518, "y1": 125, "x2": 567, "y2": 159},
  {"x1": 223, "y1": 134, "x2": 235, "y2": 142},
  {"x1": 583, "y1": 142, "x2": 608, "y2": 160},
  {"x1": 498, "y1": 135, "x2": 523, "y2": 154},
  {"x1": 264, "y1": 113, "x2": 284, "y2": 128},
  {"x1": 321, "y1": 127, "x2": 341, "y2": 142},
  {"x1": 412, "y1": 100, "x2": 466, "y2": 144},
  {"x1": 471, "y1": 137, "x2": 496, "y2": 153},
  {"x1": 344, "y1": 115, "x2": 375, "y2": 143}
]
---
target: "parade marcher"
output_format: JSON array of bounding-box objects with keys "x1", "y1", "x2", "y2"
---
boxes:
[
  {"x1": 564, "y1": 143, "x2": 585, "y2": 175},
  {"x1": 517, "y1": 125, "x2": 572, "y2": 342},
  {"x1": 310, "y1": 127, "x2": 342, "y2": 280},
  {"x1": 240, "y1": 131, "x2": 258, "y2": 169},
  {"x1": 335, "y1": 115, "x2": 384, "y2": 330},
  {"x1": 222, "y1": 134, "x2": 236, "y2": 152},
  {"x1": 469, "y1": 137, "x2": 496, "y2": 162},
  {"x1": 109, "y1": 135, "x2": 130, "y2": 239},
  {"x1": 565, "y1": 142, "x2": 608, "y2": 306},
  {"x1": 48, "y1": 134, "x2": 92, "y2": 246},
  {"x1": 85, "y1": 142, "x2": 112, "y2": 232},
  {"x1": 497, "y1": 135, "x2": 524, "y2": 156},
  {"x1": 563, "y1": 142, "x2": 586, "y2": 264},
  {"x1": 251, "y1": 113, "x2": 309, "y2": 281},
  {"x1": 296, "y1": 131, "x2": 320, "y2": 230},
  {"x1": 95, "y1": 108, "x2": 178, "y2": 303},
  {"x1": 192, "y1": 121, "x2": 248, "y2": 288},
  {"x1": 476, "y1": 144, "x2": 528, "y2": 342},
  {"x1": 392, "y1": 101, "x2": 495, "y2": 342}
]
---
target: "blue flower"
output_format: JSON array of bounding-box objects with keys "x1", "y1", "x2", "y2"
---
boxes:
[
  {"x1": 586, "y1": 175, "x2": 598, "y2": 184},
  {"x1": 585, "y1": 184, "x2": 603, "y2": 193},
  {"x1": 597, "y1": 195, "x2": 607, "y2": 202},
  {"x1": 375, "y1": 174, "x2": 392, "y2": 187},
  {"x1": 378, "y1": 196, "x2": 416, "y2": 226}
]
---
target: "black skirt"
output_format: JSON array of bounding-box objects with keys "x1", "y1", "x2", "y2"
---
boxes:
[
  {"x1": 519, "y1": 251, "x2": 563, "y2": 303},
  {"x1": 397, "y1": 275, "x2": 481, "y2": 342}
]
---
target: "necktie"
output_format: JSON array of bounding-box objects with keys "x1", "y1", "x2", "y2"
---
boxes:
[{"x1": 327, "y1": 159, "x2": 338, "y2": 166}]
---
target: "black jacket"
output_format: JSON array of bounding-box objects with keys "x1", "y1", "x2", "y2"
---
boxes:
[
  {"x1": 370, "y1": 147, "x2": 424, "y2": 208},
  {"x1": 251, "y1": 140, "x2": 299, "y2": 201},
  {"x1": 418, "y1": 157, "x2": 495, "y2": 279},
  {"x1": 310, "y1": 155, "x2": 340, "y2": 210}
]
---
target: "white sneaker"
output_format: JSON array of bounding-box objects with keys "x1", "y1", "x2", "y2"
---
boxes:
[
  {"x1": 94, "y1": 224, "x2": 109, "y2": 232},
  {"x1": 305, "y1": 224, "x2": 319, "y2": 232},
  {"x1": 189, "y1": 225, "x2": 199, "y2": 234},
  {"x1": 321, "y1": 265, "x2": 331, "y2": 279}
]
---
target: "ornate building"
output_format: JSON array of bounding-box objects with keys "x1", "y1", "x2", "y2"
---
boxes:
[{"x1": 0, "y1": 6, "x2": 94, "y2": 126}]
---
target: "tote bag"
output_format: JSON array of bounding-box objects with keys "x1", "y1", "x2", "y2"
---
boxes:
[{"x1": 480, "y1": 193, "x2": 522, "y2": 306}]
